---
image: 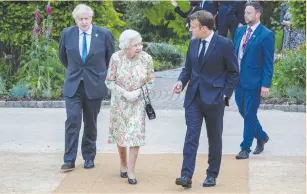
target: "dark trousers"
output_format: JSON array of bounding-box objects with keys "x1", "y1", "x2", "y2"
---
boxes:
[
  {"x1": 217, "y1": 13, "x2": 238, "y2": 40},
  {"x1": 235, "y1": 85, "x2": 268, "y2": 151},
  {"x1": 64, "y1": 81, "x2": 102, "y2": 162},
  {"x1": 181, "y1": 92, "x2": 225, "y2": 179}
]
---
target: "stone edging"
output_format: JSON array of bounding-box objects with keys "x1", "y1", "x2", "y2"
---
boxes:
[
  {"x1": 259, "y1": 104, "x2": 305, "y2": 112},
  {"x1": 0, "y1": 100, "x2": 110, "y2": 108},
  {"x1": 0, "y1": 100, "x2": 305, "y2": 112}
]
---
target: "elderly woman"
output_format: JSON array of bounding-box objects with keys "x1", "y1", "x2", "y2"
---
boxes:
[{"x1": 105, "y1": 29, "x2": 154, "y2": 185}]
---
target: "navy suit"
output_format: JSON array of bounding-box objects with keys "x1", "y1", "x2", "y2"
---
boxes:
[
  {"x1": 200, "y1": 0, "x2": 218, "y2": 16},
  {"x1": 234, "y1": 0, "x2": 247, "y2": 25},
  {"x1": 233, "y1": 24, "x2": 275, "y2": 151},
  {"x1": 59, "y1": 25, "x2": 115, "y2": 162},
  {"x1": 178, "y1": 33, "x2": 239, "y2": 178},
  {"x1": 216, "y1": 1, "x2": 238, "y2": 39}
]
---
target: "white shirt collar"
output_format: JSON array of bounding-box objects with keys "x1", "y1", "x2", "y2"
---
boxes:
[
  {"x1": 79, "y1": 24, "x2": 93, "y2": 35},
  {"x1": 202, "y1": 30, "x2": 214, "y2": 43},
  {"x1": 247, "y1": 21, "x2": 260, "y2": 32}
]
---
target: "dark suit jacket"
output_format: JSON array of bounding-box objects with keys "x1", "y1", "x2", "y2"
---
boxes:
[
  {"x1": 200, "y1": 0, "x2": 218, "y2": 16},
  {"x1": 234, "y1": 24, "x2": 275, "y2": 89},
  {"x1": 59, "y1": 25, "x2": 115, "y2": 99},
  {"x1": 234, "y1": 0, "x2": 247, "y2": 25},
  {"x1": 178, "y1": 33, "x2": 239, "y2": 108}
]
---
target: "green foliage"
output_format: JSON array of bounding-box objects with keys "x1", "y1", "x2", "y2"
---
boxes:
[
  {"x1": 288, "y1": 0, "x2": 306, "y2": 30},
  {"x1": 146, "y1": 1, "x2": 190, "y2": 40},
  {"x1": 145, "y1": 43, "x2": 184, "y2": 67},
  {"x1": 0, "y1": 76, "x2": 8, "y2": 98},
  {"x1": 287, "y1": 87, "x2": 305, "y2": 102},
  {"x1": 17, "y1": 7, "x2": 64, "y2": 100},
  {"x1": 18, "y1": 38, "x2": 64, "y2": 99},
  {"x1": 274, "y1": 29, "x2": 283, "y2": 53},
  {"x1": 10, "y1": 84, "x2": 28, "y2": 99},
  {"x1": 0, "y1": 1, "x2": 124, "y2": 53},
  {"x1": 261, "y1": 1, "x2": 283, "y2": 30},
  {"x1": 272, "y1": 44, "x2": 306, "y2": 100},
  {"x1": 169, "y1": 39, "x2": 190, "y2": 58},
  {"x1": 115, "y1": 1, "x2": 180, "y2": 42}
]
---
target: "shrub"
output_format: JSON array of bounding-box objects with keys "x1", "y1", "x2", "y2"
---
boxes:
[
  {"x1": 10, "y1": 84, "x2": 28, "y2": 99},
  {"x1": 0, "y1": 76, "x2": 8, "y2": 98},
  {"x1": 17, "y1": 3, "x2": 64, "y2": 99},
  {"x1": 288, "y1": 0, "x2": 306, "y2": 30},
  {"x1": 145, "y1": 43, "x2": 184, "y2": 67},
  {"x1": 272, "y1": 44, "x2": 306, "y2": 99}
]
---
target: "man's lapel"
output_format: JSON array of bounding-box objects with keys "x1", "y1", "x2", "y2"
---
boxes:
[
  {"x1": 86, "y1": 25, "x2": 97, "y2": 59},
  {"x1": 73, "y1": 26, "x2": 83, "y2": 63},
  {"x1": 235, "y1": 26, "x2": 247, "y2": 56},
  {"x1": 243, "y1": 24, "x2": 263, "y2": 54},
  {"x1": 200, "y1": 33, "x2": 217, "y2": 70}
]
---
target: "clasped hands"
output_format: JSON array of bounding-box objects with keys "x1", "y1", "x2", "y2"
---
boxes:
[{"x1": 123, "y1": 89, "x2": 141, "y2": 102}]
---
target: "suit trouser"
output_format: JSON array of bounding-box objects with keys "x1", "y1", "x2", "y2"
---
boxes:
[
  {"x1": 181, "y1": 93, "x2": 225, "y2": 179},
  {"x1": 217, "y1": 12, "x2": 237, "y2": 40},
  {"x1": 235, "y1": 85, "x2": 268, "y2": 151},
  {"x1": 64, "y1": 81, "x2": 102, "y2": 162}
]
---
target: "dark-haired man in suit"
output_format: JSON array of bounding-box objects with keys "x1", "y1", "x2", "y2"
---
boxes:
[
  {"x1": 173, "y1": 10, "x2": 239, "y2": 188},
  {"x1": 233, "y1": 2, "x2": 274, "y2": 159}
]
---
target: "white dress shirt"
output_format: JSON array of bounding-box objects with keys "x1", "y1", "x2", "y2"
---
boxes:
[
  {"x1": 198, "y1": 30, "x2": 214, "y2": 56},
  {"x1": 238, "y1": 21, "x2": 261, "y2": 69},
  {"x1": 79, "y1": 25, "x2": 92, "y2": 58}
]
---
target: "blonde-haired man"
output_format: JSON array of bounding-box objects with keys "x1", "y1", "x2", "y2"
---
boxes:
[{"x1": 59, "y1": 3, "x2": 114, "y2": 171}]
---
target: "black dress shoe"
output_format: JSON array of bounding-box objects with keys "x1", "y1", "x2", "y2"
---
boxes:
[
  {"x1": 236, "y1": 149, "x2": 250, "y2": 159},
  {"x1": 175, "y1": 176, "x2": 192, "y2": 188},
  {"x1": 128, "y1": 177, "x2": 137, "y2": 184},
  {"x1": 203, "y1": 176, "x2": 216, "y2": 187},
  {"x1": 120, "y1": 171, "x2": 128, "y2": 178},
  {"x1": 253, "y1": 135, "x2": 269, "y2": 155},
  {"x1": 61, "y1": 161, "x2": 75, "y2": 172},
  {"x1": 84, "y1": 160, "x2": 94, "y2": 169}
]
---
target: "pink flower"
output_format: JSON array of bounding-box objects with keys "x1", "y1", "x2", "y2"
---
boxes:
[
  {"x1": 46, "y1": 5, "x2": 52, "y2": 15},
  {"x1": 34, "y1": 25, "x2": 40, "y2": 34},
  {"x1": 34, "y1": 9, "x2": 41, "y2": 21}
]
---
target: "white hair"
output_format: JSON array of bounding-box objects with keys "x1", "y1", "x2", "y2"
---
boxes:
[
  {"x1": 72, "y1": 4, "x2": 94, "y2": 20},
  {"x1": 118, "y1": 29, "x2": 142, "y2": 50}
]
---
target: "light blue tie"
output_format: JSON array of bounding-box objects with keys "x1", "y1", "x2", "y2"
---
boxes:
[{"x1": 81, "y1": 32, "x2": 87, "y2": 63}]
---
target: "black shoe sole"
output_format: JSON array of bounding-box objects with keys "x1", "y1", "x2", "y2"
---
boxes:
[
  {"x1": 203, "y1": 183, "x2": 216, "y2": 187},
  {"x1": 235, "y1": 156, "x2": 249, "y2": 159},
  {"x1": 175, "y1": 180, "x2": 192, "y2": 188},
  {"x1": 253, "y1": 149, "x2": 264, "y2": 155},
  {"x1": 61, "y1": 167, "x2": 75, "y2": 172},
  {"x1": 128, "y1": 178, "x2": 137, "y2": 184},
  {"x1": 84, "y1": 165, "x2": 94, "y2": 169}
]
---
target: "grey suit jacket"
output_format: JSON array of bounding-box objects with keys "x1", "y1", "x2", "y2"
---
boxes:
[{"x1": 59, "y1": 25, "x2": 115, "y2": 99}]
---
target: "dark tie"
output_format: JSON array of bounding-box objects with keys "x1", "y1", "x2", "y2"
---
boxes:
[
  {"x1": 242, "y1": 27, "x2": 252, "y2": 53},
  {"x1": 82, "y1": 32, "x2": 88, "y2": 63},
  {"x1": 198, "y1": 40, "x2": 207, "y2": 65}
]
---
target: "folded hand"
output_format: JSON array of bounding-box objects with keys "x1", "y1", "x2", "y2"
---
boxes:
[{"x1": 123, "y1": 89, "x2": 141, "y2": 102}]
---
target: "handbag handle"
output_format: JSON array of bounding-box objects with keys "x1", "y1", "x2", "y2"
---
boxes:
[{"x1": 140, "y1": 85, "x2": 151, "y2": 104}]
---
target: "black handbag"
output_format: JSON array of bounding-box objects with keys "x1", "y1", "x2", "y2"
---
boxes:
[{"x1": 141, "y1": 85, "x2": 156, "y2": 120}]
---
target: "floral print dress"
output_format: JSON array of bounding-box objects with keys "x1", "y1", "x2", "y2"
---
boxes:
[
  {"x1": 282, "y1": 10, "x2": 306, "y2": 52},
  {"x1": 105, "y1": 50, "x2": 154, "y2": 147}
]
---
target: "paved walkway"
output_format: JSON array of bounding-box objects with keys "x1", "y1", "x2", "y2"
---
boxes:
[{"x1": 151, "y1": 67, "x2": 237, "y2": 110}]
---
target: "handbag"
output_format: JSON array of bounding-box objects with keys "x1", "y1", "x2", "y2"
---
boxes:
[{"x1": 141, "y1": 85, "x2": 156, "y2": 120}]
